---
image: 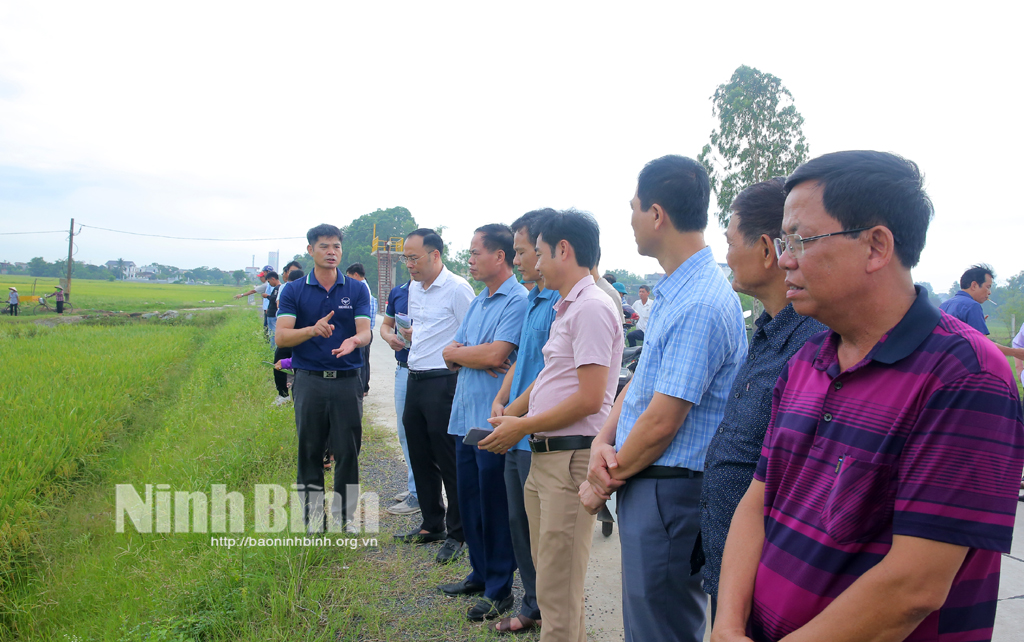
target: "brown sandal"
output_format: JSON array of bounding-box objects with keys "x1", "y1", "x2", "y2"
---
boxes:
[{"x1": 494, "y1": 614, "x2": 540, "y2": 635}]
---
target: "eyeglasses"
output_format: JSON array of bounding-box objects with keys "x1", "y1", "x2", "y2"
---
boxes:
[
  {"x1": 773, "y1": 227, "x2": 871, "y2": 258},
  {"x1": 400, "y1": 253, "x2": 431, "y2": 265}
]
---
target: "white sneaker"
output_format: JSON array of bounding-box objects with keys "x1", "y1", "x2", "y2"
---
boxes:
[
  {"x1": 393, "y1": 490, "x2": 411, "y2": 502},
  {"x1": 272, "y1": 395, "x2": 291, "y2": 406}
]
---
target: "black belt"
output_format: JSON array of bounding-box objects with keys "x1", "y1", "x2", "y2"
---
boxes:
[
  {"x1": 633, "y1": 465, "x2": 702, "y2": 479},
  {"x1": 396, "y1": 362, "x2": 409, "y2": 368},
  {"x1": 409, "y1": 368, "x2": 456, "y2": 381},
  {"x1": 529, "y1": 435, "x2": 594, "y2": 453},
  {"x1": 298, "y1": 368, "x2": 359, "y2": 379}
]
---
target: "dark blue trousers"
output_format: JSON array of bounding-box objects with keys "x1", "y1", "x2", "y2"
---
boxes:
[
  {"x1": 618, "y1": 476, "x2": 707, "y2": 642},
  {"x1": 455, "y1": 439, "x2": 516, "y2": 601}
]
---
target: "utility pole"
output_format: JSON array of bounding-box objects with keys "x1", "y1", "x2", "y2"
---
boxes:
[{"x1": 66, "y1": 218, "x2": 74, "y2": 300}]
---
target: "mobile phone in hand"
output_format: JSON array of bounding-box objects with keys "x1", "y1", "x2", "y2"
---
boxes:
[{"x1": 462, "y1": 428, "x2": 493, "y2": 446}]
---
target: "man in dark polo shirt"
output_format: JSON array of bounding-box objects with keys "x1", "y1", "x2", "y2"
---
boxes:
[
  {"x1": 715, "y1": 151, "x2": 1024, "y2": 642},
  {"x1": 276, "y1": 223, "x2": 372, "y2": 534}
]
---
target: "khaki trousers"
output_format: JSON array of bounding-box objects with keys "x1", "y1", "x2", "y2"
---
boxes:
[{"x1": 524, "y1": 448, "x2": 596, "y2": 642}]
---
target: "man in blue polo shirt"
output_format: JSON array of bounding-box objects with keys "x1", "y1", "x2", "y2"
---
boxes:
[
  {"x1": 485, "y1": 209, "x2": 560, "y2": 634},
  {"x1": 380, "y1": 279, "x2": 419, "y2": 516},
  {"x1": 438, "y1": 224, "x2": 528, "y2": 622},
  {"x1": 941, "y1": 264, "x2": 1024, "y2": 361},
  {"x1": 277, "y1": 224, "x2": 372, "y2": 534},
  {"x1": 585, "y1": 156, "x2": 746, "y2": 642}
]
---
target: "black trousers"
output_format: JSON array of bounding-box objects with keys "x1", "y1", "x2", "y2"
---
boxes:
[
  {"x1": 273, "y1": 346, "x2": 292, "y2": 397},
  {"x1": 293, "y1": 370, "x2": 363, "y2": 528},
  {"x1": 403, "y1": 372, "x2": 462, "y2": 541},
  {"x1": 7, "y1": 304, "x2": 16, "y2": 316},
  {"x1": 359, "y1": 337, "x2": 372, "y2": 394},
  {"x1": 56, "y1": 301, "x2": 63, "y2": 314},
  {"x1": 627, "y1": 329, "x2": 644, "y2": 347}
]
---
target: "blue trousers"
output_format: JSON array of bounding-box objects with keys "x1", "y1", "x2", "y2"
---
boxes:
[
  {"x1": 618, "y1": 476, "x2": 707, "y2": 642},
  {"x1": 504, "y1": 449, "x2": 540, "y2": 620},
  {"x1": 455, "y1": 439, "x2": 516, "y2": 601}
]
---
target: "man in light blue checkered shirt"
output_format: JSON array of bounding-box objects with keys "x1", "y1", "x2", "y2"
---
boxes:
[
  {"x1": 583, "y1": 156, "x2": 747, "y2": 642},
  {"x1": 346, "y1": 263, "x2": 378, "y2": 396}
]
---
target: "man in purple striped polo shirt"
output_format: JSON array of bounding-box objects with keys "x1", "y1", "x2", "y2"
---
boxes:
[{"x1": 714, "y1": 151, "x2": 1024, "y2": 642}]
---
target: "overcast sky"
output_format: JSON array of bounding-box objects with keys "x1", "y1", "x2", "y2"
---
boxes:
[{"x1": 1, "y1": 1, "x2": 1020, "y2": 292}]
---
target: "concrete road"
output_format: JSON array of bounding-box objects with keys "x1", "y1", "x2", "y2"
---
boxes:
[{"x1": 364, "y1": 317, "x2": 1024, "y2": 641}]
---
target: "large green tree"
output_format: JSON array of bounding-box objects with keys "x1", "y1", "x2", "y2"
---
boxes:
[
  {"x1": 698, "y1": 65, "x2": 809, "y2": 227},
  {"x1": 340, "y1": 207, "x2": 417, "y2": 296}
]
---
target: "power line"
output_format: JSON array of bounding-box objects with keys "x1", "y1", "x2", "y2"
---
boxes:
[
  {"x1": 0, "y1": 229, "x2": 67, "y2": 235},
  {"x1": 77, "y1": 224, "x2": 306, "y2": 242}
]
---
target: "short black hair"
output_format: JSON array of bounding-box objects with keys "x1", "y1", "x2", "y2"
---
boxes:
[
  {"x1": 535, "y1": 209, "x2": 601, "y2": 270},
  {"x1": 732, "y1": 177, "x2": 787, "y2": 245},
  {"x1": 265, "y1": 271, "x2": 279, "y2": 281},
  {"x1": 960, "y1": 264, "x2": 994, "y2": 290},
  {"x1": 345, "y1": 263, "x2": 366, "y2": 277},
  {"x1": 784, "y1": 151, "x2": 934, "y2": 268},
  {"x1": 602, "y1": 272, "x2": 617, "y2": 284},
  {"x1": 288, "y1": 270, "x2": 304, "y2": 282},
  {"x1": 282, "y1": 260, "x2": 302, "y2": 274},
  {"x1": 474, "y1": 224, "x2": 516, "y2": 267},
  {"x1": 637, "y1": 155, "x2": 711, "y2": 232},
  {"x1": 406, "y1": 228, "x2": 444, "y2": 255},
  {"x1": 638, "y1": 284, "x2": 650, "y2": 293},
  {"x1": 306, "y1": 224, "x2": 343, "y2": 247},
  {"x1": 511, "y1": 209, "x2": 557, "y2": 246}
]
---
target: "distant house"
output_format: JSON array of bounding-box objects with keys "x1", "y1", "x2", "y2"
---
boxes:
[
  {"x1": 15, "y1": 262, "x2": 27, "y2": 269},
  {"x1": 138, "y1": 271, "x2": 156, "y2": 279},
  {"x1": 105, "y1": 260, "x2": 138, "y2": 279}
]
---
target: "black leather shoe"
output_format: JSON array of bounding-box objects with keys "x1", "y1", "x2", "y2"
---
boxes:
[
  {"x1": 435, "y1": 537, "x2": 466, "y2": 564},
  {"x1": 393, "y1": 529, "x2": 445, "y2": 544},
  {"x1": 439, "y1": 577, "x2": 485, "y2": 598},
  {"x1": 467, "y1": 594, "x2": 515, "y2": 621}
]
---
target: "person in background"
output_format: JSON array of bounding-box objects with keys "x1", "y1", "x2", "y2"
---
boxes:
[
  {"x1": 697, "y1": 177, "x2": 826, "y2": 623},
  {"x1": 592, "y1": 256, "x2": 623, "y2": 321},
  {"x1": 394, "y1": 228, "x2": 475, "y2": 565},
  {"x1": 440, "y1": 224, "x2": 527, "y2": 622},
  {"x1": 585, "y1": 155, "x2": 747, "y2": 642},
  {"x1": 940, "y1": 264, "x2": 1024, "y2": 360},
  {"x1": 272, "y1": 269, "x2": 304, "y2": 407},
  {"x1": 484, "y1": 209, "x2": 622, "y2": 642},
  {"x1": 7, "y1": 287, "x2": 18, "y2": 316},
  {"x1": 235, "y1": 269, "x2": 272, "y2": 334},
  {"x1": 276, "y1": 226, "x2": 370, "y2": 534},
  {"x1": 1015, "y1": 321, "x2": 1024, "y2": 389},
  {"x1": 626, "y1": 285, "x2": 653, "y2": 347},
  {"x1": 46, "y1": 286, "x2": 65, "y2": 314},
  {"x1": 714, "y1": 151, "x2": 1024, "y2": 642},
  {"x1": 263, "y1": 271, "x2": 281, "y2": 344},
  {"x1": 380, "y1": 278, "x2": 420, "y2": 516},
  {"x1": 346, "y1": 263, "x2": 378, "y2": 397},
  {"x1": 485, "y1": 208, "x2": 560, "y2": 634}
]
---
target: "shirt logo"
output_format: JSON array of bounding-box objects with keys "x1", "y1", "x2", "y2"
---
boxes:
[{"x1": 338, "y1": 296, "x2": 352, "y2": 310}]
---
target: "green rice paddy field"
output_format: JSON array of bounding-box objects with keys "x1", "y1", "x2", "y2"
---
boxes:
[{"x1": 1, "y1": 275, "x2": 250, "y2": 313}]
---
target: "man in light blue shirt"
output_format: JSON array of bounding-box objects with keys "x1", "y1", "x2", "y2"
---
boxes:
[
  {"x1": 486, "y1": 209, "x2": 560, "y2": 634},
  {"x1": 439, "y1": 224, "x2": 529, "y2": 622},
  {"x1": 584, "y1": 156, "x2": 747, "y2": 642}
]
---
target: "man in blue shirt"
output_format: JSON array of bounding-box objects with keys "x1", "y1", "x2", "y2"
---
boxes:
[
  {"x1": 380, "y1": 280, "x2": 419, "y2": 516},
  {"x1": 584, "y1": 156, "x2": 747, "y2": 642},
  {"x1": 276, "y1": 224, "x2": 372, "y2": 534},
  {"x1": 486, "y1": 209, "x2": 560, "y2": 634},
  {"x1": 438, "y1": 224, "x2": 529, "y2": 622},
  {"x1": 941, "y1": 265, "x2": 1024, "y2": 360}
]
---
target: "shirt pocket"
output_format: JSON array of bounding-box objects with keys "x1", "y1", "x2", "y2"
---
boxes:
[{"x1": 820, "y1": 455, "x2": 894, "y2": 544}]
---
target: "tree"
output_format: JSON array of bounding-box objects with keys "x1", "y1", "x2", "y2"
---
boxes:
[
  {"x1": 232, "y1": 270, "x2": 246, "y2": 286},
  {"x1": 340, "y1": 207, "x2": 418, "y2": 291},
  {"x1": 698, "y1": 65, "x2": 809, "y2": 227},
  {"x1": 1005, "y1": 270, "x2": 1024, "y2": 295},
  {"x1": 915, "y1": 281, "x2": 942, "y2": 307},
  {"x1": 115, "y1": 258, "x2": 125, "y2": 281},
  {"x1": 28, "y1": 256, "x2": 50, "y2": 277}
]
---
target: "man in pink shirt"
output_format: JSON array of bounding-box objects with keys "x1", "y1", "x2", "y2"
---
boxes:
[{"x1": 482, "y1": 209, "x2": 623, "y2": 642}]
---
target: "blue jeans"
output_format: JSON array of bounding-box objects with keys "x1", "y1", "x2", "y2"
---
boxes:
[
  {"x1": 394, "y1": 364, "x2": 416, "y2": 497},
  {"x1": 267, "y1": 316, "x2": 277, "y2": 343}
]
